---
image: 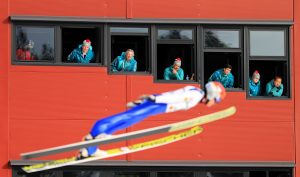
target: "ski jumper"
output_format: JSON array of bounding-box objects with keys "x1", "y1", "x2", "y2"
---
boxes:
[{"x1": 86, "y1": 86, "x2": 205, "y2": 155}]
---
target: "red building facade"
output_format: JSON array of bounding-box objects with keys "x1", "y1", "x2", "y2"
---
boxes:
[{"x1": 0, "y1": 0, "x2": 299, "y2": 177}]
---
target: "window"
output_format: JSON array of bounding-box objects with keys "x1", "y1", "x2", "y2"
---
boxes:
[
  {"x1": 247, "y1": 28, "x2": 289, "y2": 98},
  {"x1": 203, "y1": 28, "x2": 243, "y2": 89},
  {"x1": 62, "y1": 27, "x2": 101, "y2": 64},
  {"x1": 109, "y1": 26, "x2": 150, "y2": 73},
  {"x1": 15, "y1": 26, "x2": 55, "y2": 62},
  {"x1": 12, "y1": 165, "x2": 293, "y2": 177},
  {"x1": 204, "y1": 52, "x2": 243, "y2": 88},
  {"x1": 156, "y1": 27, "x2": 196, "y2": 81}
]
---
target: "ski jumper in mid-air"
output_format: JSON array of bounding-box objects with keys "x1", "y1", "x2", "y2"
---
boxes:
[{"x1": 78, "y1": 81, "x2": 226, "y2": 159}]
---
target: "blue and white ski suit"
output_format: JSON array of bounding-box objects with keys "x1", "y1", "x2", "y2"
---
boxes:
[{"x1": 86, "y1": 86, "x2": 205, "y2": 155}]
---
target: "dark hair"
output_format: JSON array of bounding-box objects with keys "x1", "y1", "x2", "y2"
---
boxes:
[
  {"x1": 224, "y1": 64, "x2": 232, "y2": 70},
  {"x1": 274, "y1": 76, "x2": 282, "y2": 80}
]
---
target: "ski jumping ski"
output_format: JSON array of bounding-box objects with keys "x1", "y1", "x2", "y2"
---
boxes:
[
  {"x1": 22, "y1": 126, "x2": 203, "y2": 173},
  {"x1": 21, "y1": 106, "x2": 236, "y2": 160}
]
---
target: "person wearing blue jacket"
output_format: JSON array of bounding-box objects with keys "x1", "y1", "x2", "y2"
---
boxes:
[
  {"x1": 164, "y1": 58, "x2": 184, "y2": 80},
  {"x1": 249, "y1": 70, "x2": 261, "y2": 96},
  {"x1": 67, "y1": 39, "x2": 94, "y2": 63},
  {"x1": 208, "y1": 64, "x2": 234, "y2": 88},
  {"x1": 111, "y1": 49, "x2": 137, "y2": 72},
  {"x1": 265, "y1": 76, "x2": 284, "y2": 97}
]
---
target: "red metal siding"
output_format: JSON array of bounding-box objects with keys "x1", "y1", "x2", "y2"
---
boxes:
[
  {"x1": 131, "y1": 0, "x2": 293, "y2": 19},
  {"x1": 295, "y1": 0, "x2": 300, "y2": 176},
  {"x1": 10, "y1": 0, "x2": 127, "y2": 17},
  {"x1": 9, "y1": 0, "x2": 293, "y2": 20},
  {"x1": 8, "y1": 70, "x2": 295, "y2": 161},
  {"x1": 0, "y1": 0, "x2": 10, "y2": 176}
]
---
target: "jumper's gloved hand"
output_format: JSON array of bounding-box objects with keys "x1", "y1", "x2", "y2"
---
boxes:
[
  {"x1": 127, "y1": 94, "x2": 156, "y2": 108},
  {"x1": 204, "y1": 81, "x2": 226, "y2": 107}
]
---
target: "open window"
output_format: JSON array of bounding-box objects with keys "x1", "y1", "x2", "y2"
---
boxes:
[
  {"x1": 14, "y1": 26, "x2": 55, "y2": 62},
  {"x1": 249, "y1": 60, "x2": 288, "y2": 97},
  {"x1": 203, "y1": 27, "x2": 243, "y2": 89},
  {"x1": 204, "y1": 52, "x2": 242, "y2": 88},
  {"x1": 157, "y1": 44, "x2": 194, "y2": 80},
  {"x1": 109, "y1": 26, "x2": 150, "y2": 73},
  {"x1": 61, "y1": 27, "x2": 101, "y2": 64},
  {"x1": 156, "y1": 27, "x2": 196, "y2": 82},
  {"x1": 247, "y1": 27, "x2": 289, "y2": 98}
]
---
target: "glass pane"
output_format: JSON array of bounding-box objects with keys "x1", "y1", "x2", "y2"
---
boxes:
[
  {"x1": 157, "y1": 172, "x2": 193, "y2": 177},
  {"x1": 205, "y1": 29, "x2": 240, "y2": 48},
  {"x1": 110, "y1": 27, "x2": 148, "y2": 33},
  {"x1": 158, "y1": 29, "x2": 193, "y2": 40},
  {"x1": 15, "y1": 26, "x2": 55, "y2": 61},
  {"x1": 114, "y1": 172, "x2": 149, "y2": 177},
  {"x1": 207, "y1": 172, "x2": 245, "y2": 177},
  {"x1": 250, "y1": 30, "x2": 285, "y2": 56}
]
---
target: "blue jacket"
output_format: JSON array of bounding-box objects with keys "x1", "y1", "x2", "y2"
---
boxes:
[
  {"x1": 111, "y1": 52, "x2": 137, "y2": 72},
  {"x1": 249, "y1": 79, "x2": 261, "y2": 96},
  {"x1": 208, "y1": 69, "x2": 234, "y2": 88},
  {"x1": 164, "y1": 66, "x2": 184, "y2": 80},
  {"x1": 265, "y1": 79, "x2": 284, "y2": 97},
  {"x1": 67, "y1": 45, "x2": 94, "y2": 63}
]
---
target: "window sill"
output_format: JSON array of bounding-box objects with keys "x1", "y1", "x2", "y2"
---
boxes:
[
  {"x1": 109, "y1": 71, "x2": 152, "y2": 75},
  {"x1": 246, "y1": 96, "x2": 290, "y2": 100}
]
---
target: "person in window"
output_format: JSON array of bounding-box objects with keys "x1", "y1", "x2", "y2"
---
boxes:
[
  {"x1": 111, "y1": 49, "x2": 137, "y2": 72},
  {"x1": 16, "y1": 40, "x2": 37, "y2": 61},
  {"x1": 163, "y1": 58, "x2": 184, "y2": 80},
  {"x1": 249, "y1": 70, "x2": 261, "y2": 96},
  {"x1": 67, "y1": 39, "x2": 94, "y2": 63},
  {"x1": 208, "y1": 64, "x2": 234, "y2": 88},
  {"x1": 265, "y1": 76, "x2": 284, "y2": 97}
]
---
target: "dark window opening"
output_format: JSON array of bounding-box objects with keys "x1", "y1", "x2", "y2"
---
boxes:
[
  {"x1": 269, "y1": 171, "x2": 291, "y2": 177},
  {"x1": 114, "y1": 172, "x2": 150, "y2": 177},
  {"x1": 157, "y1": 172, "x2": 193, "y2": 177},
  {"x1": 157, "y1": 44, "x2": 195, "y2": 81},
  {"x1": 204, "y1": 52, "x2": 243, "y2": 88},
  {"x1": 206, "y1": 172, "x2": 245, "y2": 177},
  {"x1": 111, "y1": 35, "x2": 149, "y2": 72},
  {"x1": 62, "y1": 27, "x2": 99, "y2": 63},
  {"x1": 249, "y1": 60, "x2": 288, "y2": 97},
  {"x1": 249, "y1": 171, "x2": 267, "y2": 177}
]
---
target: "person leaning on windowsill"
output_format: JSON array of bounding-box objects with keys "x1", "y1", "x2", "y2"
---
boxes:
[
  {"x1": 163, "y1": 58, "x2": 184, "y2": 80},
  {"x1": 265, "y1": 76, "x2": 284, "y2": 97},
  {"x1": 111, "y1": 49, "x2": 137, "y2": 72},
  {"x1": 67, "y1": 39, "x2": 95, "y2": 63}
]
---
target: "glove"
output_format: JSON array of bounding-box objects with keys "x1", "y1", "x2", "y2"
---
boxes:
[{"x1": 127, "y1": 95, "x2": 156, "y2": 108}]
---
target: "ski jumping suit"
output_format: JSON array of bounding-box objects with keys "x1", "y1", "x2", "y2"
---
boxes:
[{"x1": 87, "y1": 86, "x2": 205, "y2": 156}]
